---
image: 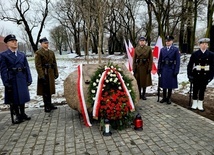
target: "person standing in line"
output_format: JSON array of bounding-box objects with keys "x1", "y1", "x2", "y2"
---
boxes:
[
  {"x1": 35, "y1": 37, "x2": 59, "y2": 112},
  {"x1": 158, "y1": 35, "x2": 180, "y2": 104},
  {"x1": 0, "y1": 34, "x2": 32, "y2": 124},
  {"x1": 187, "y1": 38, "x2": 214, "y2": 111},
  {"x1": 133, "y1": 36, "x2": 153, "y2": 100}
]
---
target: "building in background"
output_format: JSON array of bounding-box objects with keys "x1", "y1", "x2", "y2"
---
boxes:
[{"x1": 0, "y1": 36, "x2": 7, "y2": 52}]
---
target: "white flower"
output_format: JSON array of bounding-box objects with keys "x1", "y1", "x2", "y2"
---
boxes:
[
  {"x1": 103, "y1": 84, "x2": 106, "y2": 87},
  {"x1": 127, "y1": 83, "x2": 129, "y2": 86},
  {"x1": 96, "y1": 79, "x2": 99, "y2": 83},
  {"x1": 102, "y1": 89, "x2": 104, "y2": 91},
  {"x1": 109, "y1": 78, "x2": 113, "y2": 82},
  {"x1": 110, "y1": 74, "x2": 113, "y2": 77},
  {"x1": 93, "y1": 97, "x2": 96, "y2": 100},
  {"x1": 118, "y1": 68, "x2": 121, "y2": 71},
  {"x1": 114, "y1": 78, "x2": 118, "y2": 83},
  {"x1": 129, "y1": 90, "x2": 131, "y2": 92},
  {"x1": 99, "y1": 74, "x2": 101, "y2": 77},
  {"x1": 111, "y1": 66, "x2": 114, "y2": 69},
  {"x1": 106, "y1": 79, "x2": 109, "y2": 83},
  {"x1": 91, "y1": 90, "x2": 96, "y2": 93},
  {"x1": 118, "y1": 82, "x2": 121, "y2": 85},
  {"x1": 107, "y1": 71, "x2": 110, "y2": 75},
  {"x1": 104, "y1": 66, "x2": 108, "y2": 70},
  {"x1": 93, "y1": 82, "x2": 96, "y2": 86},
  {"x1": 118, "y1": 86, "x2": 122, "y2": 90}
]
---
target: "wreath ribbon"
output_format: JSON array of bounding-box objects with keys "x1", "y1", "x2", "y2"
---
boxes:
[{"x1": 77, "y1": 64, "x2": 92, "y2": 127}]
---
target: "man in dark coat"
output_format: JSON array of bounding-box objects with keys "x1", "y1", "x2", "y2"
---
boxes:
[
  {"x1": 158, "y1": 36, "x2": 180, "y2": 104},
  {"x1": 187, "y1": 38, "x2": 214, "y2": 111},
  {"x1": 0, "y1": 34, "x2": 32, "y2": 124},
  {"x1": 35, "y1": 37, "x2": 59, "y2": 112},
  {"x1": 133, "y1": 36, "x2": 153, "y2": 100}
]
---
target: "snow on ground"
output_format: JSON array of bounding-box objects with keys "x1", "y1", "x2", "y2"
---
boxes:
[{"x1": 0, "y1": 53, "x2": 213, "y2": 111}]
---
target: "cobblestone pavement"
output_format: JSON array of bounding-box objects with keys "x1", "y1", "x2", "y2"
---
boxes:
[{"x1": 0, "y1": 97, "x2": 214, "y2": 155}]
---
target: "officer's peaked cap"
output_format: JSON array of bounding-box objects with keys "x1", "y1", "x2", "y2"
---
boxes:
[
  {"x1": 39, "y1": 37, "x2": 49, "y2": 43},
  {"x1": 198, "y1": 38, "x2": 210, "y2": 44},
  {"x1": 139, "y1": 36, "x2": 146, "y2": 41},
  {"x1": 4, "y1": 34, "x2": 17, "y2": 43},
  {"x1": 165, "y1": 35, "x2": 174, "y2": 41}
]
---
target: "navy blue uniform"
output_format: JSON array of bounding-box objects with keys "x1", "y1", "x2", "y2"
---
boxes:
[
  {"x1": 0, "y1": 49, "x2": 32, "y2": 104},
  {"x1": 187, "y1": 49, "x2": 214, "y2": 100},
  {"x1": 158, "y1": 46, "x2": 180, "y2": 89}
]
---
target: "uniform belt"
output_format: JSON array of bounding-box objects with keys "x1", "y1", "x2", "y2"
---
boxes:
[
  {"x1": 9, "y1": 67, "x2": 25, "y2": 72},
  {"x1": 194, "y1": 65, "x2": 210, "y2": 71},
  {"x1": 161, "y1": 60, "x2": 176, "y2": 65},
  {"x1": 43, "y1": 64, "x2": 54, "y2": 69}
]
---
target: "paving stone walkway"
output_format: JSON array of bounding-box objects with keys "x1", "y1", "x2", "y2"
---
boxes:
[{"x1": 0, "y1": 97, "x2": 214, "y2": 155}]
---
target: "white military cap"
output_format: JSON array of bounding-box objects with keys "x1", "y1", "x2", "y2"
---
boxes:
[{"x1": 198, "y1": 38, "x2": 210, "y2": 44}]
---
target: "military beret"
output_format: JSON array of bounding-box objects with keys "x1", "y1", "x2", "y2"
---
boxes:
[
  {"x1": 139, "y1": 36, "x2": 146, "y2": 41},
  {"x1": 4, "y1": 34, "x2": 17, "y2": 43},
  {"x1": 165, "y1": 35, "x2": 174, "y2": 41},
  {"x1": 198, "y1": 38, "x2": 210, "y2": 44},
  {"x1": 39, "y1": 37, "x2": 49, "y2": 43}
]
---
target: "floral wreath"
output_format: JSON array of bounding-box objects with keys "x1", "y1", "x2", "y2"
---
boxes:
[{"x1": 88, "y1": 62, "x2": 136, "y2": 130}]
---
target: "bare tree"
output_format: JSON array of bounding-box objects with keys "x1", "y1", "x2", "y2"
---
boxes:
[
  {"x1": 206, "y1": 0, "x2": 214, "y2": 37},
  {"x1": 52, "y1": 0, "x2": 82, "y2": 56},
  {"x1": 50, "y1": 25, "x2": 68, "y2": 55},
  {"x1": 0, "y1": 0, "x2": 50, "y2": 52}
]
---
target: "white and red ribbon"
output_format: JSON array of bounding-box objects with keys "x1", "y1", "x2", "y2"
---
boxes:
[{"x1": 77, "y1": 64, "x2": 92, "y2": 127}]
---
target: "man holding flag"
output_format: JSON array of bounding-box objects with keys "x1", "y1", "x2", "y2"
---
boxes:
[{"x1": 132, "y1": 36, "x2": 153, "y2": 100}]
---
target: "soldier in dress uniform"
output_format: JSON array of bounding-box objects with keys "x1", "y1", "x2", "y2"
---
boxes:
[
  {"x1": 133, "y1": 36, "x2": 153, "y2": 100},
  {"x1": 158, "y1": 35, "x2": 180, "y2": 104},
  {"x1": 35, "y1": 37, "x2": 59, "y2": 112},
  {"x1": 187, "y1": 38, "x2": 214, "y2": 111},
  {"x1": 0, "y1": 34, "x2": 32, "y2": 124}
]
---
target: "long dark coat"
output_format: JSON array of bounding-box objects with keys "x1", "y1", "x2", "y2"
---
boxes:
[
  {"x1": 158, "y1": 46, "x2": 180, "y2": 89},
  {"x1": 35, "y1": 48, "x2": 58, "y2": 95},
  {"x1": 0, "y1": 49, "x2": 32, "y2": 104},
  {"x1": 187, "y1": 49, "x2": 214, "y2": 85},
  {"x1": 132, "y1": 45, "x2": 153, "y2": 87}
]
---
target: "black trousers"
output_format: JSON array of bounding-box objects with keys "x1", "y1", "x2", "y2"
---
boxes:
[
  {"x1": 192, "y1": 83, "x2": 207, "y2": 100},
  {"x1": 42, "y1": 79, "x2": 52, "y2": 109}
]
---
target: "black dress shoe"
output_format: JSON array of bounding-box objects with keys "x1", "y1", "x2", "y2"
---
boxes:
[
  {"x1": 50, "y1": 104, "x2": 57, "y2": 110},
  {"x1": 142, "y1": 96, "x2": 147, "y2": 100},
  {"x1": 160, "y1": 98, "x2": 167, "y2": 103},
  {"x1": 45, "y1": 108, "x2": 51, "y2": 113},
  {"x1": 167, "y1": 98, "x2": 171, "y2": 104},
  {"x1": 14, "y1": 117, "x2": 23, "y2": 124},
  {"x1": 22, "y1": 114, "x2": 31, "y2": 120}
]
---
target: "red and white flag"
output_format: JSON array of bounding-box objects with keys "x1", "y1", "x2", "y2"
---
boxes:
[
  {"x1": 152, "y1": 36, "x2": 163, "y2": 74},
  {"x1": 124, "y1": 39, "x2": 135, "y2": 72}
]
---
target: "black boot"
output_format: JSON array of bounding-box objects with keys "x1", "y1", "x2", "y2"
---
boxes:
[
  {"x1": 13, "y1": 105, "x2": 23, "y2": 124},
  {"x1": 138, "y1": 86, "x2": 142, "y2": 99},
  {"x1": 167, "y1": 89, "x2": 172, "y2": 104},
  {"x1": 20, "y1": 104, "x2": 31, "y2": 120},
  {"x1": 142, "y1": 87, "x2": 147, "y2": 100},
  {"x1": 160, "y1": 89, "x2": 167, "y2": 103}
]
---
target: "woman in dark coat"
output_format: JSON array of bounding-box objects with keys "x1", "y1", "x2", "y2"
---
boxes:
[
  {"x1": 0, "y1": 34, "x2": 32, "y2": 124},
  {"x1": 158, "y1": 36, "x2": 180, "y2": 104},
  {"x1": 133, "y1": 36, "x2": 153, "y2": 100}
]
